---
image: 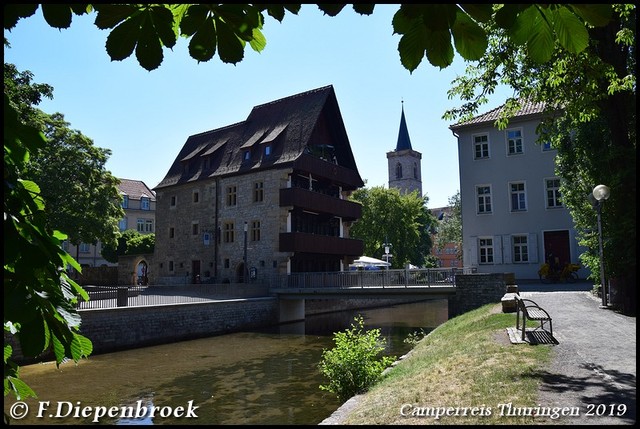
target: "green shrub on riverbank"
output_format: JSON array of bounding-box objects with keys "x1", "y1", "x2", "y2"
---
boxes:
[
  {"x1": 318, "y1": 315, "x2": 396, "y2": 402},
  {"x1": 339, "y1": 303, "x2": 553, "y2": 425}
]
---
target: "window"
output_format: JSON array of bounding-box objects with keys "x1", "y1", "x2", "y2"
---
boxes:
[
  {"x1": 473, "y1": 134, "x2": 489, "y2": 159},
  {"x1": 510, "y1": 182, "x2": 527, "y2": 212},
  {"x1": 170, "y1": 196, "x2": 177, "y2": 207},
  {"x1": 122, "y1": 195, "x2": 129, "y2": 208},
  {"x1": 169, "y1": 227, "x2": 175, "y2": 238},
  {"x1": 137, "y1": 218, "x2": 145, "y2": 232},
  {"x1": 224, "y1": 222, "x2": 235, "y2": 243},
  {"x1": 224, "y1": 258, "x2": 230, "y2": 268},
  {"x1": 476, "y1": 185, "x2": 492, "y2": 214},
  {"x1": 479, "y1": 238, "x2": 494, "y2": 264},
  {"x1": 62, "y1": 240, "x2": 69, "y2": 252},
  {"x1": 192, "y1": 222, "x2": 199, "y2": 236},
  {"x1": 145, "y1": 219, "x2": 154, "y2": 233},
  {"x1": 193, "y1": 191, "x2": 199, "y2": 203},
  {"x1": 80, "y1": 243, "x2": 91, "y2": 253},
  {"x1": 546, "y1": 178, "x2": 563, "y2": 208},
  {"x1": 254, "y1": 181, "x2": 264, "y2": 203},
  {"x1": 227, "y1": 186, "x2": 237, "y2": 206},
  {"x1": 542, "y1": 141, "x2": 553, "y2": 151},
  {"x1": 512, "y1": 235, "x2": 529, "y2": 263},
  {"x1": 118, "y1": 218, "x2": 127, "y2": 231},
  {"x1": 264, "y1": 145, "x2": 272, "y2": 157},
  {"x1": 251, "y1": 220, "x2": 261, "y2": 241},
  {"x1": 141, "y1": 196, "x2": 150, "y2": 210},
  {"x1": 169, "y1": 261, "x2": 174, "y2": 272},
  {"x1": 413, "y1": 162, "x2": 418, "y2": 179},
  {"x1": 507, "y1": 129, "x2": 523, "y2": 155},
  {"x1": 243, "y1": 150, "x2": 251, "y2": 161},
  {"x1": 396, "y1": 163, "x2": 402, "y2": 179}
]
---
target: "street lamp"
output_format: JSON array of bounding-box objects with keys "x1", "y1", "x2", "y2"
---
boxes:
[
  {"x1": 592, "y1": 184, "x2": 610, "y2": 308},
  {"x1": 243, "y1": 221, "x2": 248, "y2": 283}
]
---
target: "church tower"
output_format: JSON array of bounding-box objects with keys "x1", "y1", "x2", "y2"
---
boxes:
[{"x1": 387, "y1": 102, "x2": 422, "y2": 195}]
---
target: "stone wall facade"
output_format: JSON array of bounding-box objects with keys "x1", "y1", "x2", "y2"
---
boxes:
[{"x1": 449, "y1": 273, "x2": 507, "y2": 316}]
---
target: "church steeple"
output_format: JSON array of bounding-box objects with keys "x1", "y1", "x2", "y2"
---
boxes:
[
  {"x1": 387, "y1": 100, "x2": 422, "y2": 196},
  {"x1": 395, "y1": 101, "x2": 413, "y2": 151}
]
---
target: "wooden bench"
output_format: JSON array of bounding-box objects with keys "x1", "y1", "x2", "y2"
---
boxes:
[{"x1": 515, "y1": 297, "x2": 553, "y2": 341}]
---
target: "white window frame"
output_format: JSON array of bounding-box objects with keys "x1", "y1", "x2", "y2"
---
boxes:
[
  {"x1": 506, "y1": 128, "x2": 524, "y2": 156},
  {"x1": 545, "y1": 178, "x2": 563, "y2": 208},
  {"x1": 509, "y1": 181, "x2": 527, "y2": 212},
  {"x1": 137, "y1": 218, "x2": 145, "y2": 232},
  {"x1": 141, "y1": 197, "x2": 150, "y2": 210},
  {"x1": 478, "y1": 237, "x2": 494, "y2": 264},
  {"x1": 473, "y1": 134, "x2": 490, "y2": 159},
  {"x1": 476, "y1": 185, "x2": 492, "y2": 214},
  {"x1": 512, "y1": 235, "x2": 529, "y2": 263}
]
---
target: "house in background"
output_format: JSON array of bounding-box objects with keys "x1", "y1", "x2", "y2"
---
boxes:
[
  {"x1": 449, "y1": 101, "x2": 588, "y2": 280},
  {"x1": 153, "y1": 85, "x2": 364, "y2": 284},
  {"x1": 63, "y1": 178, "x2": 156, "y2": 269},
  {"x1": 429, "y1": 206, "x2": 461, "y2": 269}
]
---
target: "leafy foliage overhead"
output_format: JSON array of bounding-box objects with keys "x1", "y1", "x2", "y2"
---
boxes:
[{"x1": 4, "y1": 4, "x2": 614, "y2": 71}]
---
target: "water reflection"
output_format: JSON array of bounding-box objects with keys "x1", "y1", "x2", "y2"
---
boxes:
[{"x1": 4, "y1": 300, "x2": 447, "y2": 425}]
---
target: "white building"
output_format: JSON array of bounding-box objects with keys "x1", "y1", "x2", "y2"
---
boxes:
[{"x1": 449, "y1": 101, "x2": 589, "y2": 280}]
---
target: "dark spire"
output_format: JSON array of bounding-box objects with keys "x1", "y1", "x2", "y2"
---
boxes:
[{"x1": 396, "y1": 101, "x2": 412, "y2": 151}]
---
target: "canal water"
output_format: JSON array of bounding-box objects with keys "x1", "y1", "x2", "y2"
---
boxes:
[{"x1": 5, "y1": 299, "x2": 448, "y2": 425}]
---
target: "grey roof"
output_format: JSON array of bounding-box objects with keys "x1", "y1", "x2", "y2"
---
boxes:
[
  {"x1": 155, "y1": 85, "x2": 362, "y2": 189},
  {"x1": 118, "y1": 179, "x2": 156, "y2": 201},
  {"x1": 395, "y1": 105, "x2": 413, "y2": 151},
  {"x1": 449, "y1": 100, "x2": 546, "y2": 130}
]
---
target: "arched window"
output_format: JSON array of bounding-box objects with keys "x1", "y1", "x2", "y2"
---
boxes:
[
  {"x1": 396, "y1": 163, "x2": 403, "y2": 179},
  {"x1": 413, "y1": 162, "x2": 418, "y2": 179}
]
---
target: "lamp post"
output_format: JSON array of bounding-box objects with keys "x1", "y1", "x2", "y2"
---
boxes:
[
  {"x1": 592, "y1": 184, "x2": 610, "y2": 308},
  {"x1": 243, "y1": 221, "x2": 248, "y2": 283}
]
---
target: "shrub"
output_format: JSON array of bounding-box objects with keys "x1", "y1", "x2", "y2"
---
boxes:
[{"x1": 318, "y1": 315, "x2": 396, "y2": 402}]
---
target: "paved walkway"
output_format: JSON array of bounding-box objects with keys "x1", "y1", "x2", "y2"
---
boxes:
[{"x1": 518, "y1": 283, "x2": 636, "y2": 425}]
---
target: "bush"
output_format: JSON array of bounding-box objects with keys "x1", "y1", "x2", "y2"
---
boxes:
[{"x1": 318, "y1": 315, "x2": 396, "y2": 402}]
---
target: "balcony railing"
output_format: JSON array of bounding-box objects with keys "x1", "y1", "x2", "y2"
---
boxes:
[
  {"x1": 279, "y1": 232, "x2": 363, "y2": 255},
  {"x1": 279, "y1": 187, "x2": 361, "y2": 220}
]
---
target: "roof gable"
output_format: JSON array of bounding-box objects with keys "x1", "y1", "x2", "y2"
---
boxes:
[
  {"x1": 155, "y1": 85, "x2": 362, "y2": 189},
  {"x1": 449, "y1": 100, "x2": 547, "y2": 130}
]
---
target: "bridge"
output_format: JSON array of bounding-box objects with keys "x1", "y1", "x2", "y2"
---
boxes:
[{"x1": 269, "y1": 268, "x2": 468, "y2": 321}]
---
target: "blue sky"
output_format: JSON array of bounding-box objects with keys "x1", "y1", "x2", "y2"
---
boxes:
[{"x1": 4, "y1": 4, "x2": 512, "y2": 208}]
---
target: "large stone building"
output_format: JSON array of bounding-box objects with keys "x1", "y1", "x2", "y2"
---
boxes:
[
  {"x1": 449, "y1": 101, "x2": 588, "y2": 280},
  {"x1": 153, "y1": 85, "x2": 365, "y2": 284}
]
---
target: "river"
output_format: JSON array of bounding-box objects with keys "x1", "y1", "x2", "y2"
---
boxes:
[{"x1": 4, "y1": 299, "x2": 448, "y2": 425}]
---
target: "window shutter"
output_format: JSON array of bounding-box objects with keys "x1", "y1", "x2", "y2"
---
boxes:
[
  {"x1": 529, "y1": 233, "x2": 539, "y2": 263},
  {"x1": 500, "y1": 235, "x2": 510, "y2": 264}
]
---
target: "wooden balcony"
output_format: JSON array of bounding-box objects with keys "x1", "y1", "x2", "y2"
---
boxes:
[
  {"x1": 279, "y1": 232, "x2": 364, "y2": 256},
  {"x1": 293, "y1": 153, "x2": 364, "y2": 190},
  {"x1": 279, "y1": 187, "x2": 362, "y2": 220}
]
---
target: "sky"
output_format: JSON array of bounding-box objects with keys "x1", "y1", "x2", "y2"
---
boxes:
[{"x1": 4, "y1": 4, "x2": 512, "y2": 209}]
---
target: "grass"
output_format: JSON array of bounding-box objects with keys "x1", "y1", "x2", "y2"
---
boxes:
[{"x1": 339, "y1": 303, "x2": 554, "y2": 425}]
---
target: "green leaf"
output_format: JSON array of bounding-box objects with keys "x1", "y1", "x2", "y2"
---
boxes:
[
  {"x1": 188, "y1": 17, "x2": 217, "y2": 62},
  {"x1": 70, "y1": 334, "x2": 93, "y2": 361},
  {"x1": 41, "y1": 4, "x2": 74, "y2": 29},
  {"x1": 3, "y1": 4, "x2": 38, "y2": 29},
  {"x1": 353, "y1": 4, "x2": 375, "y2": 15},
  {"x1": 180, "y1": 5, "x2": 209, "y2": 37},
  {"x1": 424, "y1": 29, "x2": 455, "y2": 69},
  {"x1": 397, "y1": 20, "x2": 427, "y2": 72},
  {"x1": 7, "y1": 376, "x2": 37, "y2": 401},
  {"x1": 317, "y1": 4, "x2": 346, "y2": 17},
  {"x1": 553, "y1": 7, "x2": 589, "y2": 54},
  {"x1": 106, "y1": 15, "x2": 142, "y2": 61},
  {"x1": 215, "y1": 17, "x2": 245, "y2": 64},
  {"x1": 451, "y1": 9, "x2": 487, "y2": 61},
  {"x1": 248, "y1": 27, "x2": 267, "y2": 52},
  {"x1": 4, "y1": 344, "x2": 13, "y2": 363},
  {"x1": 136, "y1": 16, "x2": 164, "y2": 71},
  {"x1": 458, "y1": 4, "x2": 493, "y2": 23},
  {"x1": 569, "y1": 4, "x2": 613, "y2": 27},
  {"x1": 150, "y1": 5, "x2": 178, "y2": 49},
  {"x1": 19, "y1": 316, "x2": 47, "y2": 357},
  {"x1": 509, "y1": 5, "x2": 538, "y2": 46},
  {"x1": 93, "y1": 4, "x2": 140, "y2": 30},
  {"x1": 526, "y1": 8, "x2": 556, "y2": 63}
]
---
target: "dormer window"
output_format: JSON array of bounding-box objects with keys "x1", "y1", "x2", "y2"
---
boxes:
[
  {"x1": 243, "y1": 150, "x2": 251, "y2": 161},
  {"x1": 264, "y1": 145, "x2": 272, "y2": 157},
  {"x1": 122, "y1": 195, "x2": 129, "y2": 209},
  {"x1": 141, "y1": 196, "x2": 150, "y2": 210}
]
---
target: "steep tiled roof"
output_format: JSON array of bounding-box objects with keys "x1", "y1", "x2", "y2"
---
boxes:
[
  {"x1": 118, "y1": 179, "x2": 156, "y2": 200},
  {"x1": 449, "y1": 100, "x2": 546, "y2": 130},
  {"x1": 155, "y1": 85, "x2": 362, "y2": 189}
]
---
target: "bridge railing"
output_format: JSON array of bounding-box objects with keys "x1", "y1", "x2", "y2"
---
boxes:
[{"x1": 271, "y1": 267, "x2": 467, "y2": 289}]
